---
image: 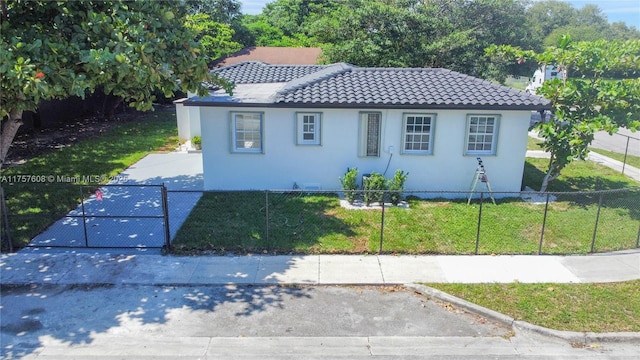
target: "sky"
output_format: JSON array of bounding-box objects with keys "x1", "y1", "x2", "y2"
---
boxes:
[{"x1": 239, "y1": 0, "x2": 640, "y2": 29}]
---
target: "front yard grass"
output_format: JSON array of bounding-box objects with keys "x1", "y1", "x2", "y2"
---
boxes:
[
  {"x1": 173, "y1": 158, "x2": 639, "y2": 255},
  {"x1": 427, "y1": 281, "x2": 640, "y2": 333},
  {"x1": 2, "y1": 110, "x2": 179, "y2": 248}
]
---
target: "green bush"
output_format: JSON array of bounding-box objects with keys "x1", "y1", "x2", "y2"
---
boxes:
[
  {"x1": 388, "y1": 170, "x2": 409, "y2": 205},
  {"x1": 191, "y1": 135, "x2": 202, "y2": 150},
  {"x1": 339, "y1": 168, "x2": 358, "y2": 204},
  {"x1": 363, "y1": 172, "x2": 386, "y2": 205}
]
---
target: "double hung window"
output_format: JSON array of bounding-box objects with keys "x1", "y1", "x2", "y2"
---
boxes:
[
  {"x1": 231, "y1": 112, "x2": 263, "y2": 153},
  {"x1": 465, "y1": 115, "x2": 499, "y2": 155},
  {"x1": 402, "y1": 113, "x2": 435, "y2": 155}
]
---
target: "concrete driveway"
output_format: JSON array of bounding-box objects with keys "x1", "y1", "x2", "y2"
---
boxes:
[{"x1": 28, "y1": 152, "x2": 203, "y2": 250}]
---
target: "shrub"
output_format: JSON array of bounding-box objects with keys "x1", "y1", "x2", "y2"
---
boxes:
[
  {"x1": 363, "y1": 172, "x2": 386, "y2": 205},
  {"x1": 339, "y1": 168, "x2": 358, "y2": 204},
  {"x1": 191, "y1": 136, "x2": 202, "y2": 150},
  {"x1": 388, "y1": 170, "x2": 409, "y2": 205}
]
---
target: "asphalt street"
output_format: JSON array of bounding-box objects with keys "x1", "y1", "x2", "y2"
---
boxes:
[
  {"x1": 2, "y1": 284, "x2": 639, "y2": 359},
  {"x1": 592, "y1": 128, "x2": 640, "y2": 157}
]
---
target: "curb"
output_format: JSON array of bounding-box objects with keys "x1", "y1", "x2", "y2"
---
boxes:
[{"x1": 406, "y1": 283, "x2": 640, "y2": 345}]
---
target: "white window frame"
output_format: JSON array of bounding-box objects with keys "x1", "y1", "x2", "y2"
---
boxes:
[
  {"x1": 230, "y1": 111, "x2": 264, "y2": 154},
  {"x1": 358, "y1": 112, "x2": 382, "y2": 157},
  {"x1": 401, "y1": 113, "x2": 435, "y2": 155},
  {"x1": 296, "y1": 112, "x2": 322, "y2": 145},
  {"x1": 465, "y1": 114, "x2": 499, "y2": 155}
]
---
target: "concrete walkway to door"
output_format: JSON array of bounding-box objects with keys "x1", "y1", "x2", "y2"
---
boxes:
[{"x1": 27, "y1": 152, "x2": 203, "y2": 250}]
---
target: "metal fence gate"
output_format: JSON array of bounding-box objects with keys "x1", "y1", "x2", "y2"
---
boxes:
[{"x1": 3, "y1": 184, "x2": 170, "y2": 249}]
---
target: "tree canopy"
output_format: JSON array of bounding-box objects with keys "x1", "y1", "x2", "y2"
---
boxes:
[
  {"x1": 0, "y1": 0, "x2": 229, "y2": 167},
  {"x1": 489, "y1": 38, "x2": 640, "y2": 191},
  {"x1": 236, "y1": 0, "x2": 638, "y2": 80}
]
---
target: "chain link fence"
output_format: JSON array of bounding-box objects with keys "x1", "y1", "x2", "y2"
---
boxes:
[
  {"x1": 4, "y1": 184, "x2": 639, "y2": 255},
  {"x1": 170, "y1": 188, "x2": 640, "y2": 255},
  {"x1": 1, "y1": 183, "x2": 170, "y2": 250}
]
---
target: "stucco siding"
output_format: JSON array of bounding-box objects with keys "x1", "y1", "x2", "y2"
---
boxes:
[{"x1": 200, "y1": 107, "x2": 530, "y2": 193}]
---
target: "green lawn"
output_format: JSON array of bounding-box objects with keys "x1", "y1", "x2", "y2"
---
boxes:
[
  {"x1": 427, "y1": 281, "x2": 640, "y2": 333},
  {"x1": 173, "y1": 158, "x2": 639, "y2": 255},
  {"x1": 2, "y1": 110, "x2": 179, "y2": 249},
  {"x1": 527, "y1": 136, "x2": 545, "y2": 151}
]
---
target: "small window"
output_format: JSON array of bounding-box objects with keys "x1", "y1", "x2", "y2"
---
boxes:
[
  {"x1": 231, "y1": 112, "x2": 263, "y2": 153},
  {"x1": 296, "y1": 112, "x2": 321, "y2": 145},
  {"x1": 465, "y1": 115, "x2": 499, "y2": 155},
  {"x1": 402, "y1": 113, "x2": 435, "y2": 155},
  {"x1": 359, "y1": 112, "x2": 381, "y2": 157}
]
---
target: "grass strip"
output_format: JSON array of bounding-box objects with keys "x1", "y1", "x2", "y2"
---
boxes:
[
  {"x1": 589, "y1": 147, "x2": 640, "y2": 170},
  {"x1": 426, "y1": 281, "x2": 640, "y2": 333}
]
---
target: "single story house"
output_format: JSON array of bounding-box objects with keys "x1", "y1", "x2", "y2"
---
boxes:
[{"x1": 179, "y1": 61, "x2": 551, "y2": 193}]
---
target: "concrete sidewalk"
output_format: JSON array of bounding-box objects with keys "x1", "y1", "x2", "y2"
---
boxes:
[{"x1": 2, "y1": 250, "x2": 638, "y2": 286}]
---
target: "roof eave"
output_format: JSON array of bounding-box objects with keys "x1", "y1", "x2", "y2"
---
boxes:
[{"x1": 183, "y1": 100, "x2": 551, "y2": 112}]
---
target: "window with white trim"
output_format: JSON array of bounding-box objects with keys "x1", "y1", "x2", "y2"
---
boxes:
[
  {"x1": 465, "y1": 115, "x2": 499, "y2": 155},
  {"x1": 231, "y1": 112, "x2": 263, "y2": 153},
  {"x1": 402, "y1": 113, "x2": 435, "y2": 154},
  {"x1": 359, "y1": 112, "x2": 381, "y2": 157},
  {"x1": 296, "y1": 112, "x2": 321, "y2": 145}
]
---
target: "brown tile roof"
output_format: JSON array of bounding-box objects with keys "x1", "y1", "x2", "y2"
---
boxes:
[{"x1": 212, "y1": 47, "x2": 322, "y2": 68}]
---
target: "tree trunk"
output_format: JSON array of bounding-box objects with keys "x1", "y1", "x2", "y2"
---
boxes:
[
  {"x1": 0, "y1": 110, "x2": 23, "y2": 169},
  {"x1": 540, "y1": 170, "x2": 552, "y2": 193},
  {"x1": 539, "y1": 159, "x2": 559, "y2": 193},
  {"x1": 103, "y1": 95, "x2": 124, "y2": 119}
]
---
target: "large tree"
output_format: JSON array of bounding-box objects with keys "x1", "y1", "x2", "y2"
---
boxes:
[
  {"x1": 0, "y1": 0, "x2": 227, "y2": 168},
  {"x1": 184, "y1": 13, "x2": 242, "y2": 62},
  {"x1": 488, "y1": 38, "x2": 640, "y2": 192},
  {"x1": 309, "y1": 0, "x2": 533, "y2": 79}
]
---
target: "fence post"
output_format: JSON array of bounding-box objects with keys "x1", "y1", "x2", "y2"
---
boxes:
[
  {"x1": 636, "y1": 223, "x2": 640, "y2": 248},
  {"x1": 475, "y1": 192, "x2": 484, "y2": 255},
  {"x1": 265, "y1": 190, "x2": 269, "y2": 249},
  {"x1": 590, "y1": 191, "x2": 604, "y2": 253},
  {"x1": 161, "y1": 184, "x2": 171, "y2": 251},
  {"x1": 79, "y1": 185, "x2": 89, "y2": 247},
  {"x1": 539, "y1": 192, "x2": 551, "y2": 255},
  {"x1": 0, "y1": 186, "x2": 14, "y2": 252},
  {"x1": 379, "y1": 193, "x2": 385, "y2": 254},
  {"x1": 622, "y1": 136, "x2": 630, "y2": 175}
]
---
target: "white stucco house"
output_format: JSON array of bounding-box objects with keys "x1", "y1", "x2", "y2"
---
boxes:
[{"x1": 178, "y1": 61, "x2": 550, "y2": 193}]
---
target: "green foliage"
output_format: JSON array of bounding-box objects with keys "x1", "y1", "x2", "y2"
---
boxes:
[
  {"x1": 191, "y1": 135, "x2": 202, "y2": 150},
  {"x1": 1, "y1": 0, "x2": 219, "y2": 115},
  {"x1": 184, "y1": 13, "x2": 242, "y2": 61},
  {"x1": 488, "y1": 38, "x2": 640, "y2": 191},
  {"x1": 362, "y1": 172, "x2": 385, "y2": 206},
  {"x1": 231, "y1": 0, "x2": 638, "y2": 80},
  {"x1": 387, "y1": 170, "x2": 409, "y2": 206},
  {"x1": 339, "y1": 167, "x2": 358, "y2": 204},
  {"x1": 183, "y1": 0, "x2": 242, "y2": 24}
]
